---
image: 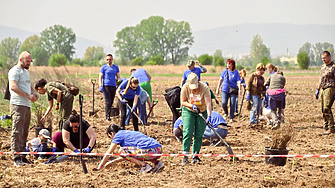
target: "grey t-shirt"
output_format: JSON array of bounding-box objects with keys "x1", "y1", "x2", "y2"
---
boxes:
[{"x1": 8, "y1": 65, "x2": 31, "y2": 107}]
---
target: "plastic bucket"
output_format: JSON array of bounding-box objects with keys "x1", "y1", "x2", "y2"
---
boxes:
[{"x1": 265, "y1": 147, "x2": 289, "y2": 166}]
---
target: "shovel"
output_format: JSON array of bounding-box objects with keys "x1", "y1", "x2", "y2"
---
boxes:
[
  {"x1": 126, "y1": 103, "x2": 146, "y2": 134},
  {"x1": 198, "y1": 113, "x2": 238, "y2": 161},
  {"x1": 238, "y1": 85, "x2": 246, "y2": 117},
  {"x1": 146, "y1": 100, "x2": 158, "y2": 121},
  {"x1": 89, "y1": 79, "x2": 97, "y2": 116}
]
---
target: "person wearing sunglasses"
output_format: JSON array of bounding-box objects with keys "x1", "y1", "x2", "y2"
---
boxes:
[
  {"x1": 116, "y1": 77, "x2": 141, "y2": 131},
  {"x1": 52, "y1": 110, "x2": 96, "y2": 153}
]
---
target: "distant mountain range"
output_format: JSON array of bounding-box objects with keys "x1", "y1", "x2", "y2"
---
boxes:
[
  {"x1": 191, "y1": 23, "x2": 335, "y2": 57},
  {"x1": 1, "y1": 24, "x2": 335, "y2": 58}
]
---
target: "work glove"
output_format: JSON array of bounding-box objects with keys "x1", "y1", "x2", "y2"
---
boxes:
[
  {"x1": 52, "y1": 147, "x2": 57, "y2": 152},
  {"x1": 26, "y1": 146, "x2": 30, "y2": 152},
  {"x1": 246, "y1": 93, "x2": 251, "y2": 101},
  {"x1": 192, "y1": 104, "x2": 200, "y2": 113},
  {"x1": 315, "y1": 89, "x2": 319, "y2": 99},
  {"x1": 83, "y1": 146, "x2": 92, "y2": 153},
  {"x1": 242, "y1": 83, "x2": 246, "y2": 87},
  {"x1": 74, "y1": 149, "x2": 80, "y2": 153},
  {"x1": 121, "y1": 99, "x2": 127, "y2": 105},
  {"x1": 131, "y1": 105, "x2": 136, "y2": 112},
  {"x1": 206, "y1": 116, "x2": 211, "y2": 124},
  {"x1": 99, "y1": 86, "x2": 104, "y2": 93}
]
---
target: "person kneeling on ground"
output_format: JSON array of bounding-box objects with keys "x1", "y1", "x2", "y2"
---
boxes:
[
  {"x1": 97, "y1": 124, "x2": 164, "y2": 173},
  {"x1": 202, "y1": 111, "x2": 228, "y2": 146},
  {"x1": 26, "y1": 129, "x2": 56, "y2": 159},
  {"x1": 52, "y1": 110, "x2": 96, "y2": 153},
  {"x1": 173, "y1": 117, "x2": 183, "y2": 142}
]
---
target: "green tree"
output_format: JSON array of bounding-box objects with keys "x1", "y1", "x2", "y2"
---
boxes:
[
  {"x1": 31, "y1": 46, "x2": 49, "y2": 66},
  {"x1": 114, "y1": 26, "x2": 143, "y2": 61},
  {"x1": 83, "y1": 46, "x2": 105, "y2": 66},
  {"x1": 19, "y1": 35, "x2": 40, "y2": 53},
  {"x1": 165, "y1": 19, "x2": 194, "y2": 64},
  {"x1": 297, "y1": 52, "x2": 310, "y2": 70},
  {"x1": 213, "y1": 49, "x2": 223, "y2": 58},
  {"x1": 260, "y1": 56, "x2": 271, "y2": 66},
  {"x1": 148, "y1": 54, "x2": 164, "y2": 65},
  {"x1": 214, "y1": 57, "x2": 225, "y2": 67},
  {"x1": 40, "y1": 24, "x2": 76, "y2": 60},
  {"x1": 313, "y1": 42, "x2": 334, "y2": 66},
  {"x1": 0, "y1": 37, "x2": 21, "y2": 68},
  {"x1": 249, "y1": 34, "x2": 270, "y2": 63},
  {"x1": 198, "y1": 54, "x2": 213, "y2": 65},
  {"x1": 49, "y1": 53, "x2": 68, "y2": 67},
  {"x1": 272, "y1": 57, "x2": 282, "y2": 66},
  {"x1": 131, "y1": 57, "x2": 144, "y2": 66}
]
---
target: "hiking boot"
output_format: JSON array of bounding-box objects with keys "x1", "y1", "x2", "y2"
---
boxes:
[
  {"x1": 152, "y1": 161, "x2": 164, "y2": 173},
  {"x1": 192, "y1": 156, "x2": 202, "y2": 164},
  {"x1": 182, "y1": 156, "x2": 189, "y2": 166},
  {"x1": 138, "y1": 163, "x2": 152, "y2": 173},
  {"x1": 14, "y1": 157, "x2": 25, "y2": 167}
]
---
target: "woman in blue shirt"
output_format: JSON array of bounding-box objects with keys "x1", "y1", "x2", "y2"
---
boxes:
[
  {"x1": 97, "y1": 124, "x2": 164, "y2": 173},
  {"x1": 99, "y1": 54, "x2": 121, "y2": 121},
  {"x1": 116, "y1": 77, "x2": 140, "y2": 131},
  {"x1": 216, "y1": 59, "x2": 241, "y2": 123}
]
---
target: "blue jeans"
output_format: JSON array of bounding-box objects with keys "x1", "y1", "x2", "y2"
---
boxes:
[
  {"x1": 203, "y1": 127, "x2": 228, "y2": 141},
  {"x1": 250, "y1": 95, "x2": 262, "y2": 124},
  {"x1": 235, "y1": 97, "x2": 239, "y2": 113},
  {"x1": 221, "y1": 91, "x2": 237, "y2": 120}
]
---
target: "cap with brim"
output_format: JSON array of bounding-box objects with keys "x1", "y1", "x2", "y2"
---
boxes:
[
  {"x1": 186, "y1": 60, "x2": 195, "y2": 67},
  {"x1": 39, "y1": 129, "x2": 50, "y2": 139},
  {"x1": 187, "y1": 73, "x2": 199, "y2": 89}
]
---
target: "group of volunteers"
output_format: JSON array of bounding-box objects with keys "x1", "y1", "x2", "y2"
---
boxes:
[{"x1": 7, "y1": 50, "x2": 335, "y2": 173}]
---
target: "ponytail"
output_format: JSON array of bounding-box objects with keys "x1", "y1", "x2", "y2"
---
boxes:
[{"x1": 122, "y1": 77, "x2": 139, "y2": 95}]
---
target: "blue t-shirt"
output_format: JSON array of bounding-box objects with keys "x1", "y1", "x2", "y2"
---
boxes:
[
  {"x1": 112, "y1": 130, "x2": 162, "y2": 149},
  {"x1": 132, "y1": 68, "x2": 150, "y2": 83},
  {"x1": 209, "y1": 111, "x2": 227, "y2": 128},
  {"x1": 173, "y1": 117, "x2": 183, "y2": 129},
  {"x1": 119, "y1": 79, "x2": 141, "y2": 100},
  {"x1": 220, "y1": 69, "x2": 241, "y2": 93},
  {"x1": 182, "y1": 67, "x2": 203, "y2": 81},
  {"x1": 100, "y1": 64, "x2": 120, "y2": 86}
]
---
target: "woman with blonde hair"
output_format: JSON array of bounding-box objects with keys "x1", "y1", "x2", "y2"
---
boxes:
[
  {"x1": 235, "y1": 69, "x2": 247, "y2": 115},
  {"x1": 116, "y1": 77, "x2": 140, "y2": 131},
  {"x1": 246, "y1": 63, "x2": 266, "y2": 125},
  {"x1": 266, "y1": 63, "x2": 277, "y2": 76}
]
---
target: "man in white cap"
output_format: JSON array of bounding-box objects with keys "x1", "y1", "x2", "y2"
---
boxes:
[
  {"x1": 181, "y1": 60, "x2": 207, "y2": 86},
  {"x1": 180, "y1": 73, "x2": 212, "y2": 165}
]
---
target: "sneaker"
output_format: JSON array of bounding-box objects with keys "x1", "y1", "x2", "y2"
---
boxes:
[
  {"x1": 229, "y1": 119, "x2": 233, "y2": 123},
  {"x1": 191, "y1": 156, "x2": 202, "y2": 164},
  {"x1": 21, "y1": 157, "x2": 32, "y2": 164},
  {"x1": 259, "y1": 116, "x2": 267, "y2": 121},
  {"x1": 138, "y1": 163, "x2": 152, "y2": 173},
  {"x1": 322, "y1": 129, "x2": 335, "y2": 135},
  {"x1": 106, "y1": 116, "x2": 111, "y2": 121},
  {"x1": 271, "y1": 123, "x2": 280, "y2": 130},
  {"x1": 182, "y1": 156, "x2": 189, "y2": 166},
  {"x1": 14, "y1": 157, "x2": 25, "y2": 167},
  {"x1": 223, "y1": 114, "x2": 228, "y2": 119},
  {"x1": 152, "y1": 161, "x2": 164, "y2": 173}
]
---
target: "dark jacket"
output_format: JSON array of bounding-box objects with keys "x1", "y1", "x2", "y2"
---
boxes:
[{"x1": 246, "y1": 73, "x2": 266, "y2": 97}]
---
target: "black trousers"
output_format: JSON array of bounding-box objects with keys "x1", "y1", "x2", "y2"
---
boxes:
[
  {"x1": 119, "y1": 98, "x2": 138, "y2": 131},
  {"x1": 103, "y1": 86, "x2": 117, "y2": 117}
]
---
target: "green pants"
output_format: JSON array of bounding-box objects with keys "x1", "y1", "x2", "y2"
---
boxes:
[
  {"x1": 139, "y1": 81, "x2": 152, "y2": 101},
  {"x1": 59, "y1": 94, "x2": 74, "y2": 130},
  {"x1": 320, "y1": 87, "x2": 335, "y2": 131},
  {"x1": 182, "y1": 107, "x2": 207, "y2": 154}
]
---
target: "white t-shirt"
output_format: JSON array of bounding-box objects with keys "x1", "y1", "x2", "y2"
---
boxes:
[{"x1": 8, "y1": 65, "x2": 31, "y2": 107}]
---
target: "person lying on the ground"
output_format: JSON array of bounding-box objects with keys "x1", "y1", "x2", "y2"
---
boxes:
[
  {"x1": 26, "y1": 129, "x2": 56, "y2": 159},
  {"x1": 202, "y1": 111, "x2": 228, "y2": 146},
  {"x1": 173, "y1": 117, "x2": 183, "y2": 142},
  {"x1": 97, "y1": 124, "x2": 164, "y2": 173},
  {"x1": 52, "y1": 110, "x2": 96, "y2": 153}
]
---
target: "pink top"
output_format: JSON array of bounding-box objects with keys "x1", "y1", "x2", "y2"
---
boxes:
[{"x1": 267, "y1": 88, "x2": 285, "y2": 96}]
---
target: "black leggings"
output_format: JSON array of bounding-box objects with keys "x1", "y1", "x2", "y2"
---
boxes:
[
  {"x1": 103, "y1": 86, "x2": 117, "y2": 117},
  {"x1": 119, "y1": 98, "x2": 138, "y2": 131}
]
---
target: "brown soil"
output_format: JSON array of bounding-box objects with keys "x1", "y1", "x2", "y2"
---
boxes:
[{"x1": 1, "y1": 69, "x2": 335, "y2": 188}]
